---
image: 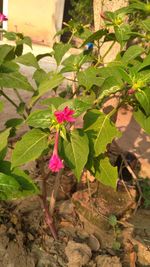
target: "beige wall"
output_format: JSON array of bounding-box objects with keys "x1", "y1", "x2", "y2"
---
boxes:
[{"x1": 7, "y1": 0, "x2": 65, "y2": 46}]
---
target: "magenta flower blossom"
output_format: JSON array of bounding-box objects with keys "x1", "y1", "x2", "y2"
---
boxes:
[
  {"x1": 54, "y1": 106, "x2": 75, "y2": 124},
  {"x1": 128, "y1": 88, "x2": 136, "y2": 95},
  {"x1": 0, "y1": 13, "x2": 8, "y2": 23},
  {"x1": 49, "y1": 154, "x2": 64, "y2": 172},
  {"x1": 48, "y1": 130, "x2": 64, "y2": 172}
]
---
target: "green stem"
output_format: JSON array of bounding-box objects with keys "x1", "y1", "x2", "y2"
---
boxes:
[
  {"x1": 13, "y1": 88, "x2": 23, "y2": 102},
  {"x1": 95, "y1": 41, "x2": 116, "y2": 67},
  {"x1": 0, "y1": 89, "x2": 18, "y2": 109},
  {"x1": 13, "y1": 88, "x2": 31, "y2": 116},
  {"x1": 101, "y1": 40, "x2": 116, "y2": 61},
  {"x1": 68, "y1": 31, "x2": 75, "y2": 44},
  {"x1": 0, "y1": 88, "x2": 27, "y2": 120}
]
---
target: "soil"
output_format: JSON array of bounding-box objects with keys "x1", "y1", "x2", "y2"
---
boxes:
[
  {"x1": 0, "y1": 180, "x2": 150, "y2": 267},
  {"x1": 0, "y1": 43, "x2": 150, "y2": 267}
]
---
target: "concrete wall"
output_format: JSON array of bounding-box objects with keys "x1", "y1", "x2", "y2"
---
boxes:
[
  {"x1": 7, "y1": 0, "x2": 65, "y2": 46},
  {"x1": 94, "y1": 0, "x2": 129, "y2": 62}
]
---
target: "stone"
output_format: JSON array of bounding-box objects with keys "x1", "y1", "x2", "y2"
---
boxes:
[
  {"x1": 65, "y1": 240, "x2": 92, "y2": 267},
  {"x1": 96, "y1": 255, "x2": 122, "y2": 267}
]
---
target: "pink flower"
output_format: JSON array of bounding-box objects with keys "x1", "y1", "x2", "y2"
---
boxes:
[
  {"x1": 48, "y1": 130, "x2": 64, "y2": 172},
  {"x1": 0, "y1": 13, "x2": 8, "y2": 23},
  {"x1": 48, "y1": 154, "x2": 64, "y2": 172},
  {"x1": 54, "y1": 106, "x2": 75, "y2": 124},
  {"x1": 128, "y1": 88, "x2": 136, "y2": 95}
]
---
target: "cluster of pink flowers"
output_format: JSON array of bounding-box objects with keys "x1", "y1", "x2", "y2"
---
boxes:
[
  {"x1": 54, "y1": 106, "x2": 75, "y2": 123},
  {"x1": 0, "y1": 13, "x2": 8, "y2": 23},
  {"x1": 48, "y1": 106, "x2": 75, "y2": 173}
]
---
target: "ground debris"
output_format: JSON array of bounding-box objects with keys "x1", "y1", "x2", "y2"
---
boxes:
[
  {"x1": 95, "y1": 255, "x2": 122, "y2": 267},
  {"x1": 65, "y1": 240, "x2": 92, "y2": 267}
]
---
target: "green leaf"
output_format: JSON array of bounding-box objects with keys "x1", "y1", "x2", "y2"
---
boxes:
[
  {"x1": 0, "y1": 72, "x2": 34, "y2": 91},
  {"x1": 11, "y1": 129, "x2": 48, "y2": 168},
  {"x1": 22, "y1": 36, "x2": 32, "y2": 48},
  {"x1": 62, "y1": 129, "x2": 89, "y2": 181},
  {"x1": 53, "y1": 42, "x2": 71, "y2": 65},
  {"x1": 0, "y1": 161, "x2": 39, "y2": 200},
  {"x1": 0, "y1": 61, "x2": 19, "y2": 73},
  {"x1": 95, "y1": 157, "x2": 118, "y2": 189},
  {"x1": 5, "y1": 118, "x2": 24, "y2": 138},
  {"x1": 108, "y1": 214, "x2": 117, "y2": 227},
  {"x1": 139, "y1": 18, "x2": 150, "y2": 32},
  {"x1": 17, "y1": 102, "x2": 26, "y2": 116},
  {"x1": 0, "y1": 44, "x2": 14, "y2": 65},
  {"x1": 0, "y1": 129, "x2": 10, "y2": 151},
  {"x1": 130, "y1": 1, "x2": 150, "y2": 12},
  {"x1": 77, "y1": 66, "x2": 105, "y2": 90},
  {"x1": 100, "y1": 76, "x2": 122, "y2": 91},
  {"x1": 122, "y1": 45, "x2": 144, "y2": 65},
  {"x1": 26, "y1": 109, "x2": 52, "y2": 128},
  {"x1": 61, "y1": 53, "x2": 92, "y2": 72},
  {"x1": 97, "y1": 85, "x2": 121, "y2": 104},
  {"x1": 114, "y1": 24, "x2": 131, "y2": 47},
  {"x1": 134, "y1": 109, "x2": 150, "y2": 135},
  {"x1": 33, "y1": 68, "x2": 50, "y2": 86},
  {"x1": 5, "y1": 118, "x2": 23, "y2": 128},
  {"x1": 12, "y1": 167, "x2": 39, "y2": 196},
  {"x1": 137, "y1": 54, "x2": 150, "y2": 71},
  {"x1": 104, "y1": 33, "x2": 116, "y2": 42},
  {"x1": 36, "y1": 53, "x2": 52, "y2": 61},
  {"x1": 3, "y1": 31, "x2": 17, "y2": 41},
  {"x1": 84, "y1": 110, "x2": 121, "y2": 156},
  {"x1": 15, "y1": 44, "x2": 23, "y2": 57},
  {"x1": 81, "y1": 29, "x2": 107, "y2": 47},
  {"x1": 0, "y1": 128, "x2": 10, "y2": 160},
  {"x1": 58, "y1": 98, "x2": 91, "y2": 117},
  {"x1": 135, "y1": 88, "x2": 150, "y2": 116},
  {"x1": 15, "y1": 52, "x2": 39, "y2": 68},
  {"x1": 30, "y1": 73, "x2": 64, "y2": 105},
  {"x1": 97, "y1": 66, "x2": 128, "y2": 85},
  {"x1": 0, "y1": 172, "x2": 20, "y2": 200},
  {"x1": 41, "y1": 97, "x2": 68, "y2": 108},
  {"x1": 112, "y1": 241, "x2": 121, "y2": 251}
]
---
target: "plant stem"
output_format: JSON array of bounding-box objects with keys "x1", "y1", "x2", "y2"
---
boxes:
[
  {"x1": 13, "y1": 88, "x2": 23, "y2": 102},
  {"x1": 39, "y1": 193, "x2": 58, "y2": 240},
  {"x1": 68, "y1": 30, "x2": 76, "y2": 44},
  {"x1": 0, "y1": 89, "x2": 19, "y2": 109},
  {"x1": 13, "y1": 88, "x2": 30, "y2": 118},
  {"x1": 53, "y1": 130, "x2": 59, "y2": 155},
  {"x1": 50, "y1": 170, "x2": 63, "y2": 215},
  {"x1": 66, "y1": 77, "x2": 78, "y2": 83},
  {"x1": 38, "y1": 158, "x2": 58, "y2": 240},
  {"x1": 0, "y1": 88, "x2": 27, "y2": 120},
  {"x1": 101, "y1": 40, "x2": 116, "y2": 61}
]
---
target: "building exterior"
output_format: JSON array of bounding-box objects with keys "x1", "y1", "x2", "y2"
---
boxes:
[{"x1": 1, "y1": 0, "x2": 65, "y2": 46}]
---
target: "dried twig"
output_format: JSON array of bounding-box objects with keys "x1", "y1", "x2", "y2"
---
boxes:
[
  {"x1": 38, "y1": 158, "x2": 58, "y2": 240},
  {"x1": 50, "y1": 170, "x2": 63, "y2": 215}
]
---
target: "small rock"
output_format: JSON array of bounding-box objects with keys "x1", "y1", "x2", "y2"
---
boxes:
[
  {"x1": 58, "y1": 200, "x2": 74, "y2": 215},
  {"x1": 27, "y1": 233, "x2": 34, "y2": 241},
  {"x1": 10, "y1": 214, "x2": 18, "y2": 225},
  {"x1": 76, "y1": 229, "x2": 89, "y2": 240},
  {"x1": 87, "y1": 234, "x2": 100, "y2": 251},
  {"x1": 96, "y1": 255, "x2": 122, "y2": 267},
  {"x1": 65, "y1": 240, "x2": 92, "y2": 267},
  {"x1": 133, "y1": 239, "x2": 150, "y2": 266}
]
